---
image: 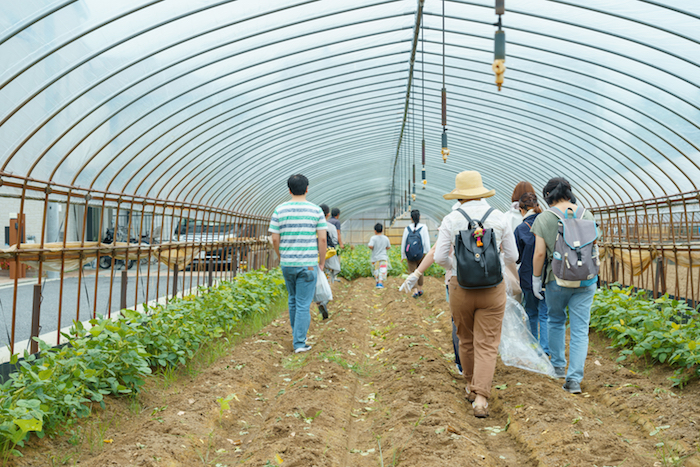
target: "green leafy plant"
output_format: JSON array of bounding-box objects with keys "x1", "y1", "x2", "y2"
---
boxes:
[
  {"x1": 590, "y1": 285, "x2": 700, "y2": 387},
  {"x1": 216, "y1": 394, "x2": 239, "y2": 422},
  {"x1": 0, "y1": 268, "x2": 286, "y2": 460}
]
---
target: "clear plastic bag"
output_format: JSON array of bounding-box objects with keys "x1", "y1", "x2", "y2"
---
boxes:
[
  {"x1": 498, "y1": 296, "x2": 555, "y2": 377},
  {"x1": 314, "y1": 266, "x2": 333, "y2": 305}
]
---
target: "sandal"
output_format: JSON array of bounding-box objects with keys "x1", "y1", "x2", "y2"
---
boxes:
[
  {"x1": 412, "y1": 292, "x2": 420, "y2": 298},
  {"x1": 472, "y1": 401, "x2": 489, "y2": 418},
  {"x1": 465, "y1": 388, "x2": 475, "y2": 403}
]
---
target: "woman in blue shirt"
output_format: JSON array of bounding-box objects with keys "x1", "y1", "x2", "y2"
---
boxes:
[{"x1": 513, "y1": 192, "x2": 549, "y2": 356}]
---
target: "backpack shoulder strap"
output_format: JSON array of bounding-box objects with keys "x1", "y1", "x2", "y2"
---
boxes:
[
  {"x1": 548, "y1": 207, "x2": 565, "y2": 221},
  {"x1": 456, "y1": 208, "x2": 475, "y2": 227},
  {"x1": 414, "y1": 226, "x2": 422, "y2": 233},
  {"x1": 479, "y1": 208, "x2": 495, "y2": 224}
]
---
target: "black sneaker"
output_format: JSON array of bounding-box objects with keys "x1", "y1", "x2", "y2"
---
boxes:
[
  {"x1": 318, "y1": 303, "x2": 329, "y2": 320},
  {"x1": 553, "y1": 366, "x2": 567, "y2": 379},
  {"x1": 562, "y1": 380, "x2": 582, "y2": 394}
]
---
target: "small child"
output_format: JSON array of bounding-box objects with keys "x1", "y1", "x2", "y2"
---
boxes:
[{"x1": 368, "y1": 223, "x2": 391, "y2": 289}]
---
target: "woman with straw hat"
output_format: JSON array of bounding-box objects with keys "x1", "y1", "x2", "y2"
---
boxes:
[{"x1": 433, "y1": 171, "x2": 518, "y2": 418}]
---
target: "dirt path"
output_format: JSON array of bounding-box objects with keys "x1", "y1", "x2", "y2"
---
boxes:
[{"x1": 17, "y1": 276, "x2": 700, "y2": 466}]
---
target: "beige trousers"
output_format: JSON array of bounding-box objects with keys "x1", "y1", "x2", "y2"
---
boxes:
[{"x1": 449, "y1": 277, "x2": 506, "y2": 399}]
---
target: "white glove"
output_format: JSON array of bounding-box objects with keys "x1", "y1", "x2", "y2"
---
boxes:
[
  {"x1": 532, "y1": 275, "x2": 544, "y2": 300},
  {"x1": 399, "y1": 271, "x2": 422, "y2": 293}
]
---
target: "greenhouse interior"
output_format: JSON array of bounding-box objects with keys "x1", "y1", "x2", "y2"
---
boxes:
[{"x1": 0, "y1": 0, "x2": 700, "y2": 465}]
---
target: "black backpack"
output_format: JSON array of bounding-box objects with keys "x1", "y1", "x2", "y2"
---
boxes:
[
  {"x1": 405, "y1": 226, "x2": 424, "y2": 261},
  {"x1": 454, "y1": 208, "x2": 503, "y2": 289},
  {"x1": 326, "y1": 231, "x2": 336, "y2": 249}
]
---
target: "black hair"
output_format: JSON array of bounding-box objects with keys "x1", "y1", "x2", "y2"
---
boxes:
[
  {"x1": 331, "y1": 207, "x2": 340, "y2": 218},
  {"x1": 410, "y1": 209, "x2": 420, "y2": 228},
  {"x1": 374, "y1": 223, "x2": 383, "y2": 233},
  {"x1": 287, "y1": 174, "x2": 309, "y2": 196},
  {"x1": 319, "y1": 204, "x2": 330, "y2": 216},
  {"x1": 519, "y1": 192, "x2": 542, "y2": 214},
  {"x1": 542, "y1": 177, "x2": 577, "y2": 205}
]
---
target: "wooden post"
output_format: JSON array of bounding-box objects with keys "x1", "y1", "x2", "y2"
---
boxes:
[
  {"x1": 30, "y1": 284, "x2": 41, "y2": 354},
  {"x1": 120, "y1": 269, "x2": 128, "y2": 310},
  {"x1": 172, "y1": 264, "x2": 179, "y2": 299}
]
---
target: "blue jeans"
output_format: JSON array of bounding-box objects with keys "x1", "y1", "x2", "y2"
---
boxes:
[
  {"x1": 522, "y1": 290, "x2": 550, "y2": 355},
  {"x1": 281, "y1": 266, "x2": 318, "y2": 350},
  {"x1": 545, "y1": 281, "x2": 596, "y2": 383}
]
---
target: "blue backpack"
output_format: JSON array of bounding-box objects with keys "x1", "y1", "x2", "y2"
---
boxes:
[{"x1": 405, "y1": 226, "x2": 424, "y2": 261}]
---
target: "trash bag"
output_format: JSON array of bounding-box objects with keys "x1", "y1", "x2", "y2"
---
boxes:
[
  {"x1": 498, "y1": 296, "x2": 555, "y2": 377},
  {"x1": 314, "y1": 266, "x2": 333, "y2": 304}
]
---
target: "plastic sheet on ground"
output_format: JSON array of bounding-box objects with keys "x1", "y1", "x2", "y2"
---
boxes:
[{"x1": 499, "y1": 296, "x2": 555, "y2": 378}]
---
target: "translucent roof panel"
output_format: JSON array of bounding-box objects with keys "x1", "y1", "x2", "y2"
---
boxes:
[{"x1": 1, "y1": 0, "x2": 699, "y2": 220}]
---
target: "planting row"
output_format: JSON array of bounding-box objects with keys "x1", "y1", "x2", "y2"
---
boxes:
[
  {"x1": 590, "y1": 285, "x2": 700, "y2": 387},
  {"x1": 0, "y1": 268, "x2": 286, "y2": 462}
]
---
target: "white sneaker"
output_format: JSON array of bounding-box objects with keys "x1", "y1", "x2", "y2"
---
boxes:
[
  {"x1": 294, "y1": 345, "x2": 312, "y2": 354},
  {"x1": 456, "y1": 364, "x2": 463, "y2": 375}
]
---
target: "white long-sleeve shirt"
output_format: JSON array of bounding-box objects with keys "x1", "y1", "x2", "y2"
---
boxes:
[
  {"x1": 400, "y1": 223, "x2": 431, "y2": 260},
  {"x1": 433, "y1": 199, "x2": 517, "y2": 276}
]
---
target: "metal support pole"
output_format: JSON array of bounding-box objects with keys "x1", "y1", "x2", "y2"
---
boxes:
[
  {"x1": 173, "y1": 264, "x2": 179, "y2": 299},
  {"x1": 46, "y1": 202, "x2": 61, "y2": 279},
  {"x1": 30, "y1": 284, "x2": 41, "y2": 354},
  {"x1": 120, "y1": 270, "x2": 128, "y2": 311}
]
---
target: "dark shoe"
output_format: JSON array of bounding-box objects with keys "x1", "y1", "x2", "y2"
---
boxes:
[
  {"x1": 554, "y1": 366, "x2": 567, "y2": 379},
  {"x1": 472, "y1": 402, "x2": 489, "y2": 418},
  {"x1": 318, "y1": 303, "x2": 329, "y2": 320},
  {"x1": 456, "y1": 364, "x2": 463, "y2": 376},
  {"x1": 294, "y1": 345, "x2": 312, "y2": 354},
  {"x1": 562, "y1": 380, "x2": 582, "y2": 394}
]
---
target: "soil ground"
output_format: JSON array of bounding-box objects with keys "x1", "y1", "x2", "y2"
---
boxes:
[{"x1": 15, "y1": 276, "x2": 700, "y2": 466}]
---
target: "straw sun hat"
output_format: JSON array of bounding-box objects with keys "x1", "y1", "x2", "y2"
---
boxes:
[{"x1": 443, "y1": 171, "x2": 496, "y2": 200}]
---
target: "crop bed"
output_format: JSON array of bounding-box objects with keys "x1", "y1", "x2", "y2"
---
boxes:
[{"x1": 14, "y1": 276, "x2": 700, "y2": 466}]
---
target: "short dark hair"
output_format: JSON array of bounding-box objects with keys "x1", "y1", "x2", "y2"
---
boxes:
[
  {"x1": 542, "y1": 177, "x2": 577, "y2": 205},
  {"x1": 331, "y1": 208, "x2": 340, "y2": 218},
  {"x1": 287, "y1": 174, "x2": 309, "y2": 196},
  {"x1": 319, "y1": 204, "x2": 329, "y2": 216},
  {"x1": 374, "y1": 223, "x2": 383, "y2": 233}
]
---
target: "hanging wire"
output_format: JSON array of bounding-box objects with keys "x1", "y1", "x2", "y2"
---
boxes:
[
  {"x1": 441, "y1": 0, "x2": 449, "y2": 163},
  {"x1": 412, "y1": 75, "x2": 416, "y2": 203},
  {"x1": 421, "y1": 7, "x2": 426, "y2": 189}
]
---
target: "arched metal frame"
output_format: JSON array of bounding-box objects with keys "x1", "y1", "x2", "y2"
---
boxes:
[{"x1": 1, "y1": 0, "x2": 699, "y2": 219}]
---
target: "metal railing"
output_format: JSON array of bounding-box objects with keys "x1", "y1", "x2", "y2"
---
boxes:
[
  {"x1": 593, "y1": 190, "x2": 700, "y2": 306},
  {"x1": 0, "y1": 172, "x2": 277, "y2": 357}
]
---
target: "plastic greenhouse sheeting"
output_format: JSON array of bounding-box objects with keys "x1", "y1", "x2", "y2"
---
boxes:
[{"x1": 1, "y1": 0, "x2": 700, "y2": 220}]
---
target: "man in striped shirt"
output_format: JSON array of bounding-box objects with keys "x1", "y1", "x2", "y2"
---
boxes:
[{"x1": 269, "y1": 174, "x2": 327, "y2": 353}]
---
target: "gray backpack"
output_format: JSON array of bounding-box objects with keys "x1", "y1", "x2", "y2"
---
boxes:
[{"x1": 550, "y1": 207, "x2": 600, "y2": 287}]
